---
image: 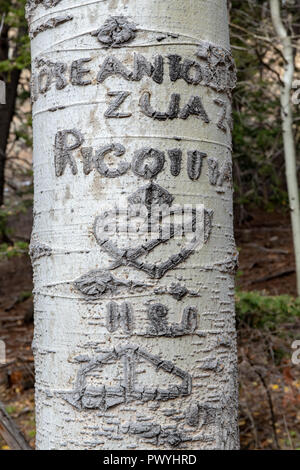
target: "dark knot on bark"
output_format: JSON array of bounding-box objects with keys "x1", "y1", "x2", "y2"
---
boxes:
[{"x1": 91, "y1": 16, "x2": 137, "y2": 47}]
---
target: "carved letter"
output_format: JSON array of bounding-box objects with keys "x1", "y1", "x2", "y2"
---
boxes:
[
  {"x1": 106, "y1": 301, "x2": 133, "y2": 334},
  {"x1": 152, "y1": 55, "x2": 164, "y2": 84},
  {"x1": 181, "y1": 59, "x2": 202, "y2": 85},
  {"x1": 168, "y1": 54, "x2": 182, "y2": 81},
  {"x1": 131, "y1": 148, "x2": 165, "y2": 179},
  {"x1": 132, "y1": 53, "x2": 153, "y2": 81},
  {"x1": 179, "y1": 96, "x2": 210, "y2": 123},
  {"x1": 139, "y1": 92, "x2": 180, "y2": 121},
  {"x1": 71, "y1": 58, "x2": 92, "y2": 86},
  {"x1": 105, "y1": 91, "x2": 131, "y2": 118},
  {"x1": 95, "y1": 143, "x2": 129, "y2": 177},
  {"x1": 168, "y1": 149, "x2": 182, "y2": 176},
  {"x1": 207, "y1": 158, "x2": 232, "y2": 187},
  {"x1": 38, "y1": 67, "x2": 52, "y2": 94},
  {"x1": 97, "y1": 56, "x2": 132, "y2": 83},
  {"x1": 214, "y1": 98, "x2": 227, "y2": 132},
  {"x1": 187, "y1": 151, "x2": 206, "y2": 181},
  {"x1": 53, "y1": 62, "x2": 68, "y2": 90}
]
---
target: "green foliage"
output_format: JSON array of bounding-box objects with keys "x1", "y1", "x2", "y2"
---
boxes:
[
  {"x1": 230, "y1": 1, "x2": 300, "y2": 210},
  {"x1": 0, "y1": 240, "x2": 29, "y2": 258},
  {"x1": 5, "y1": 405, "x2": 16, "y2": 415},
  {"x1": 236, "y1": 290, "x2": 300, "y2": 330}
]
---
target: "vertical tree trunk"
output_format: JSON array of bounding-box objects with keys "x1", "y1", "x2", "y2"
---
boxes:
[
  {"x1": 270, "y1": 0, "x2": 300, "y2": 296},
  {"x1": 27, "y1": 0, "x2": 239, "y2": 450}
]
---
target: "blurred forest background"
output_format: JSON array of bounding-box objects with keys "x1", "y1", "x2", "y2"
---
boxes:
[{"x1": 0, "y1": 0, "x2": 300, "y2": 450}]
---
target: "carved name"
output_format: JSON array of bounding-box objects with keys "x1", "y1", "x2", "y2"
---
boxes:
[{"x1": 32, "y1": 47, "x2": 236, "y2": 99}]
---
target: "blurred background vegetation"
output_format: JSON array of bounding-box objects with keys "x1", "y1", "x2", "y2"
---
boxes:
[{"x1": 0, "y1": 0, "x2": 299, "y2": 451}]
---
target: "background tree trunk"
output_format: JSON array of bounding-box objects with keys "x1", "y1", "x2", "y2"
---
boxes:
[
  {"x1": 0, "y1": 24, "x2": 21, "y2": 207},
  {"x1": 27, "y1": 0, "x2": 239, "y2": 450},
  {"x1": 270, "y1": 0, "x2": 300, "y2": 296}
]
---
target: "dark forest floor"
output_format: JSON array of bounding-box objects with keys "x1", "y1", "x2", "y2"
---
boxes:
[{"x1": 0, "y1": 209, "x2": 299, "y2": 450}]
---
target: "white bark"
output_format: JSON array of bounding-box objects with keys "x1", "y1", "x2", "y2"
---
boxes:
[
  {"x1": 270, "y1": 0, "x2": 300, "y2": 296},
  {"x1": 27, "y1": 0, "x2": 239, "y2": 450}
]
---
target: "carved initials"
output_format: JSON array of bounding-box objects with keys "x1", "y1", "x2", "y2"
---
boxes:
[
  {"x1": 146, "y1": 304, "x2": 198, "y2": 337},
  {"x1": 106, "y1": 301, "x2": 133, "y2": 334}
]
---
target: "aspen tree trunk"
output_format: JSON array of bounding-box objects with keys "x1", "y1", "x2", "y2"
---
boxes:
[
  {"x1": 270, "y1": 0, "x2": 300, "y2": 296},
  {"x1": 27, "y1": 0, "x2": 239, "y2": 450}
]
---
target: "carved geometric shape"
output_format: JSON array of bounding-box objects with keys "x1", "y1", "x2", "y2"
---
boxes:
[{"x1": 128, "y1": 182, "x2": 174, "y2": 209}]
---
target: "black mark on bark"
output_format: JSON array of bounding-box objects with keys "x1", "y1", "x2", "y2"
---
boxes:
[
  {"x1": 74, "y1": 269, "x2": 142, "y2": 299},
  {"x1": 168, "y1": 54, "x2": 182, "y2": 81},
  {"x1": 181, "y1": 59, "x2": 202, "y2": 85},
  {"x1": 185, "y1": 402, "x2": 219, "y2": 429},
  {"x1": 132, "y1": 53, "x2": 152, "y2": 81},
  {"x1": 94, "y1": 200, "x2": 213, "y2": 279},
  {"x1": 152, "y1": 55, "x2": 164, "y2": 84},
  {"x1": 35, "y1": 59, "x2": 68, "y2": 93},
  {"x1": 53, "y1": 62, "x2": 68, "y2": 90},
  {"x1": 26, "y1": 0, "x2": 62, "y2": 20},
  {"x1": 186, "y1": 402, "x2": 200, "y2": 427},
  {"x1": 29, "y1": 242, "x2": 52, "y2": 262},
  {"x1": 196, "y1": 41, "x2": 237, "y2": 92}
]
